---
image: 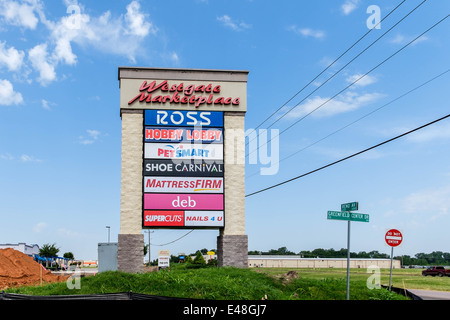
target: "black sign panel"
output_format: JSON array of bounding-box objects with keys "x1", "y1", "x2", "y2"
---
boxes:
[{"x1": 143, "y1": 159, "x2": 224, "y2": 177}]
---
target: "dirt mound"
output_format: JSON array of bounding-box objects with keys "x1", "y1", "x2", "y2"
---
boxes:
[{"x1": 0, "y1": 248, "x2": 68, "y2": 289}]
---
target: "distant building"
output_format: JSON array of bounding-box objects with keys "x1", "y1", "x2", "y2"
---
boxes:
[
  {"x1": 0, "y1": 243, "x2": 40, "y2": 256},
  {"x1": 248, "y1": 255, "x2": 401, "y2": 269}
]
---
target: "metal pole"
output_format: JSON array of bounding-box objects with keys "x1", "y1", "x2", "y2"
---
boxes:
[
  {"x1": 106, "y1": 226, "x2": 110, "y2": 243},
  {"x1": 389, "y1": 246, "x2": 394, "y2": 291},
  {"x1": 346, "y1": 220, "x2": 351, "y2": 300}
]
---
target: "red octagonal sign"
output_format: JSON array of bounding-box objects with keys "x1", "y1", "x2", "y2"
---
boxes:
[{"x1": 385, "y1": 229, "x2": 403, "y2": 247}]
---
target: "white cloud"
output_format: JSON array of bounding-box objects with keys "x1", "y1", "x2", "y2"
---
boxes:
[
  {"x1": 217, "y1": 15, "x2": 251, "y2": 31},
  {"x1": 28, "y1": 43, "x2": 56, "y2": 85},
  {"x1": 288, "y1": 25, "x2": 325, "y2": 39},
  {"x1": 284, "y1": 91, "x2": 384, "y2": 119},
  {"x1": 402, "y1": 186, "x2": 450, "y2": 221},
  {"x1": 33, "y1": 222, "x2": 47, "y2": 233},
  {"x1": 0, "y1": 78, "x2": 23, "y2": 105},
  {"x1": 0, "y1": 153, "x2": 15, "y2": 160},
  {"x1": 407, "y1": 122, "x2": 450, "y2": 143},
  {"x1": 79, "y1": 129, "x2": 102, "y2": 145},
  {"x1": 346, "y1": 74, "x2": 378, "y2": 87},
  {"x1": 125, "y1": 0, "x2": 155, "y2": 36},
  {"x1": 0, "y1": 41, "x2": 25, "y2": 71},
  {"x1": 341, "y1": 0, "x2": 360, "y2": 15},
  {"x1": 41, "y1": 99, "x2": 56, "y2": 110},
  {"x1": 20, "y1": 154, "x2": 42, "y2": 162},
  {"x1": 0, "y1": 0, "x2": 39, "y2": 29},
  {"x1": 390, "y1": 33, "x2": 429, "y2": 46}
]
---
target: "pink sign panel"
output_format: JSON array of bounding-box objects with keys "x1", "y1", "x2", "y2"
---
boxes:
[{"x1": 144, "y1": 193, "x2": 223, "y2": 210}]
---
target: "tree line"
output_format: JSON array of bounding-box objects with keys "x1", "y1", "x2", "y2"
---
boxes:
[{"x1": 248, "y1": 247, "x2": 450, "y2": 266}]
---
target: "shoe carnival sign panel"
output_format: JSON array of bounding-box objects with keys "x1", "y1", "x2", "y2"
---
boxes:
[
  {"x1": 143, "y1": 160, "x2": 224, "y2": 177},
  {"x1": 144, "y1": 177, "x2": 223, "y2": 193}
]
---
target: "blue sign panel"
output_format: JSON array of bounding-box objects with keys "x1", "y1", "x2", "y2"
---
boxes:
[
  {"x1": 144, "y1": 126, "x2": 223, "y2": 143},
  {"x1": 145, "y1": 110, "x2": 223, "y2": 127}
]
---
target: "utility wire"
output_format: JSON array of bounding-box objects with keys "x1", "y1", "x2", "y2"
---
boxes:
[
  {"x1": 248, "y1": 13, "x2": 450, "y2": 157},
  {"x1": 250, "y1": 0, "x2": 408, "y2": 134},
  {"x1": 264, "y1": 0, "x2": 427, "y2": 131},
  {"x1": 246, "y1": 0, "x2": 408, "y2": 146},
  {"x1": 150, "y1": 230, "x2": 195, "y2": 246},
  {"x1": 245, "y1": 68, "x2": 450, "y2": 179},
  {"x1": 245, "y1": 112, "x2": 450, "y2": 198}
]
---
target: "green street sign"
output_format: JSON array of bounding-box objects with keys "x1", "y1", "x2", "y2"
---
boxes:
[
  {"x1": 341, "y1": 202, "x2": 358, "y2": 211},
  {"x1": 327, "y1": 211, "x2": 369, "y2": 223}
]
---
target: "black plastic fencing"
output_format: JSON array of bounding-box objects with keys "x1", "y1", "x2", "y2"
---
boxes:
[{"x1": 0, "y1": 291, "x2": 191, "y2": 300}]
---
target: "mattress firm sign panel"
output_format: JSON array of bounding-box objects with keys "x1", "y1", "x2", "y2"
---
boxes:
[{"x1": 143, "y1": 110, "x2": 224, "y2": 228}]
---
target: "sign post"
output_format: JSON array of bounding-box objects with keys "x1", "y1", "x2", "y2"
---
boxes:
[
  {"x1": 328, "y1": 202, "x2": 369, "y2": 300},
  {"x1": 385, "y1": 229, "x2": 402, "y2": 290}
]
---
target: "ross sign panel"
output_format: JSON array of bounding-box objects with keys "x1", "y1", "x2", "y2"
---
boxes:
[
  {"x1": 144, "y1": 177, "x2": 223, "y2": 193},
  {"x1": 144, "y1": 143, "x2": 223, "y2": 160},
  {"x1": 145, "y1": 126, "x2": 223, "y2": 143},
  {"x1": 341, "y1": 202, "x2": 358, "y2": 211},
  {"x1": 327, "y1": 211, "x2": 369, "y2": 222},
  {"x1": 144, "y1": 193, "x2": 224, "y2": 210},
  {"x1": 143, "y1": 160, "x2": 224, "y2": 177},
  {"x1": 145, "y1": 110, "x2": 223, "y2": 127},
  {"x1": 144, "y1": 210, "x2": 224, "y2": 228},
  {"x1": 385, "y1": 229, "x2": 403, "y2": 247}
]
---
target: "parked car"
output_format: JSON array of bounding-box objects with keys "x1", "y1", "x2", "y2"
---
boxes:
[{"x1": 422, "y1": 266, "x2": 450, "y2": 277}]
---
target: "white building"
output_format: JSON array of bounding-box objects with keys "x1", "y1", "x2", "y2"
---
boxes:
[{"x1": 0, "y1": 243, "x2": 40, "y2": 256}]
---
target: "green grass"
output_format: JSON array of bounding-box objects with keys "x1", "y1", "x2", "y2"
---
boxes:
[
  {"x1": 259, "y1": 267, "x2": 450, "y2": 292},
  {"x1": 4, "y1": 265, "x2": 410, "y2": 300}
]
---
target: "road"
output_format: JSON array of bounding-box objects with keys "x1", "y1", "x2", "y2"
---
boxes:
[{"x1": 408, "y1": 289, "x2": 450, "y2": 300}]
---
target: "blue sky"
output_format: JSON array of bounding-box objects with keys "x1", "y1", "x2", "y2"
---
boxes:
[{"x1": 0, "y1": 0, "x2": 449, "y2": 261}]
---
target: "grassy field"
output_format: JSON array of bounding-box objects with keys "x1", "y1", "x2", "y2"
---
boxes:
[
  {"x1": 3, "y1": 265, "x2": 431, "y2": 300},
  {"x1": 258, "y1": 267, "x2": 450, "y2": 292}
]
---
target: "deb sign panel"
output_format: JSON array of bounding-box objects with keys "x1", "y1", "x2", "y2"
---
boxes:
[{"x1": 143, "y1": 110, "x2": 224, "y2": 228}]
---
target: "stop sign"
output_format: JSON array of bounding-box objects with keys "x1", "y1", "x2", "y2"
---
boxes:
[{"x1": 385, "y1": 229, "x2": 402, "y2": 247}]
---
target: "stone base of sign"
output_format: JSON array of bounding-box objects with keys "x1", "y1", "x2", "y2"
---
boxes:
[
  {"x1": 217, "y1": 234, "x2": 248, "y2": 268},
  {"x1": 117, "y1": 234, "x2": 144, "y2": 273}
]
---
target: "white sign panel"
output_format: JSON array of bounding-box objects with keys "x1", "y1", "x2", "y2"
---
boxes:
[
  {"x1": 184, "y1": 211, "x2": 224, "y2": 227},
  {"x1": 144, "y1": 143, "x2": 223, "y2": 160},
  {"x1": 144, "y1": 177, "x2": 223, "y2": 193}
]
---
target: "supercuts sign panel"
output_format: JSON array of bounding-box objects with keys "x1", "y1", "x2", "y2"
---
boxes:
[
  {"x1": 145, "y1": 127, "x2": 223, "y2": 143},
  {"x1": 144, "y1": 143, "x2": 223, "y2": 160},
  {"x1": 145, "y1": 110, "x2": 223, "y2": 127},
  {"x1": 143, "y1": 210, "x2": 224, "y2": 228},
  {"x1": 144, "y1": 177, "x2": 223, "y2": 193},
  {"x1": 144, "y1": 160, "x2": 224, "y2": 177}
]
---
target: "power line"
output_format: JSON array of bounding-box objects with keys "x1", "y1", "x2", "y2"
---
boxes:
[
  {"x1": 246, "y1": 0, "x2": 408, "y2": 147},
  {"x1": 245, "y1": 112, "x2": 450, "y2": 198},
  {"x1": 263, "y1": 0, "x2": 427, "y2": 130},
  {"x1": 150, "y1": 230, "x2": 195, "y2": 246},
  {"x1": 245, "y1": 68, "x2": 450, "y2": 179},
  {"x1": 248, "y1": 12, "x2": 450, "y2": 157}
]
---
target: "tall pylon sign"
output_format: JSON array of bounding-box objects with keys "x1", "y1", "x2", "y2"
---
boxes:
[{"x1": 118, "y1": 67, "x2": 249, "y2": 272}]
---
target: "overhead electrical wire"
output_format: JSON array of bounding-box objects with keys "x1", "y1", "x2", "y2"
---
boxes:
[
  {"x1": 246, "y1": 0, "x2": 408, "y2": 146},
  {"x1": 150, "y1": 230, "x2": 195, "y2": 246},
  {"x1": 248, "y1": 12, "x2": 450, "y2": 157},
  {"x1": 245, "y1": 68, "x2": 450, "y2": 179},
  {"x1": 245, "y1": 112, "x2": 450, "y2": 198},
  {"x1": 263, "y1": 0, "x2": 427, "y2": 131}
]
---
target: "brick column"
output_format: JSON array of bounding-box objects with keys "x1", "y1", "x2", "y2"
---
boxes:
[{"x1": 117, "y1": 110, "x2": 144, "y2": 273}]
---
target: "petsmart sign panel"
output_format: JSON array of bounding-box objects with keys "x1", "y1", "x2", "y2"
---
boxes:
[{"x1": 144, "y1": 143, "x2": 223, "y2": 160}]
